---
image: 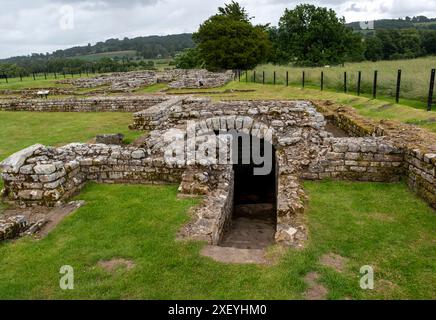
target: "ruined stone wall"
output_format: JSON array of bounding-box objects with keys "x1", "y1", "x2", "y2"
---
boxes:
[
  {"x1": 303, "y1": 137, "x2": 404, "y2": 182},
  {"x1": 0, "y1": 143, "x2": 185, "y2": 207},
  {"x1": 405, "y1": 150, "x2": 435, "y2": 207},
  {"x1": 314, "y1": 101, "x2": 435, "y2": 208},
  {"x1": 56, "y1": 69, "x2": 234, "y2": 92},
  {"x1": 0, "y1": 96, "x2": 168, "y2": 113}
]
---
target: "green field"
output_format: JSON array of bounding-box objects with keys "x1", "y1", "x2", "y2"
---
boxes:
[
  {"x1": 69, "y1": 50, "x2": 138, "y2": 62},
  {"x1": 253, "y1": 56, "x2": 436, "y2": 105}
]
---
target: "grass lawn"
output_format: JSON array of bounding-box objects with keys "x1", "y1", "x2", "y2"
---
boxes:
[
  {"x1": 168, "y1": 82, "x2": 436, "y2": 132},
  {"x1": 0, "y1": 181, "x2": 434, "y2": 299},
  {"x1": 0, "y1": 111, "x2": 142, "y2": 161}
]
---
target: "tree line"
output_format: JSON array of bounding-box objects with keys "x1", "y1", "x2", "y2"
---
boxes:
[{"x1": 175, "y1": 2, "x2": 436, "y2": 70}]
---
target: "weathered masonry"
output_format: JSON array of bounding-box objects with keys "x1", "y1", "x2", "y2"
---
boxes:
[{"x1": 3, "y1": 97, "x2": 431, "y2": 248}]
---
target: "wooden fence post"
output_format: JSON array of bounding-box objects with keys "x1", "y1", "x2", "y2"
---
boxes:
[
  {"x1": 357, "y1": 71, "x2": 362, "y2": 96},
  {"x1": 274, "y1": 71, "x2": 276, "y2": 85},
  {"x1": 395, "y1": 69, "x2": 402, "y2": 104},
  {"x1": 321, "y1": 71, "x2": 324, "y2": 91},
  {"x1": 253, "y1": 70, "x2": 256, "y2": 83},
  {"x1": 428, "y1": 69, "x2": 435, "y2": 112},
  {"x1": 373, "y1": 70, "x2": 378, "y2": 99},
  {"x1": 286, "y1": 71, "x2": 289, "y2": 87},
  {"x1": 344, "y1": 71, "x2": 347, "y2": 93},
  {"x1": 302, "y1": 71, "x2": 305, "y2": 88}
]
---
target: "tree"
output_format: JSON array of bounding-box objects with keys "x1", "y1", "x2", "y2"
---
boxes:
[
  {"x1": 421, "y1": 30, "x2": 436, "y2": 54},
  {"x1": 274, "y1": 4, "x2": 364, "y2": 66},
  {"x1": 193, "y1": 1, "x2": 271, "y2": 71},
  {"x1": 174, "y1": 48, "x2": 204, "y2": 69},
  {"x1": 364, "y1": 36, "x2": 384, "y2": 61}
]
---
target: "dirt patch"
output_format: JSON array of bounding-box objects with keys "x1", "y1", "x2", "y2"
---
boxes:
[
  {"x1": 98, "y1": 258, "x2": 136, "y2": 273},
  {"x1": 201, "y1": 245, "x2": 268, "y2": 265},
  {"x1": 375, "y1": 279, "x2": 400, "y2": 295},
  {"x1": 319, "y1": 253, "x2": 348, "y2": 273},
  {"x1": 377, "y1": 104, "x2": 394, "y2": 111},
  {"x1": 2, "y1": 200, "x2": 85, "y2": 239},
  {"x1": 304, "y1": 272, "x2": 328, "y2": 300}
]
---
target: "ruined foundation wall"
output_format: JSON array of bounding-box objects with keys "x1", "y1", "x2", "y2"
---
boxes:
[
  {"x1": 0, "y1": 143, "x2": 185, "y2": 207},
  {"x1": 314, "y1": 101, "x2": 435, "y2": 208},
  {"x1": 0, "y1": 96, "x2": 168, "y2": 112}
]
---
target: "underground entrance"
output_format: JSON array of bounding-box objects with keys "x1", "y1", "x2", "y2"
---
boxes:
[{"x1": 220, "y1": 134, "x2": 277, "y2": 249}]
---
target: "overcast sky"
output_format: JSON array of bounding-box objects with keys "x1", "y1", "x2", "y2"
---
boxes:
[{"x1": 1, "y1": 0, "x2": 436, "y2": 59}]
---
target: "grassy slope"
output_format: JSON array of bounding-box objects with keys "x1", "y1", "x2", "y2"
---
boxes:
[
  {"x1": 0, "y1": 182, "x2": 434, "y2": 299},
  {"x1": 169, "y1": 82, "x2": 436, "y2": 132},
  {"x1": 255, "y1": 56, "x2": 436, "y2": 102}
]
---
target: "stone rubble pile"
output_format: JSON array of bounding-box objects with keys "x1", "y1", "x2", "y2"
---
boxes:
[{"x1": 56, "y1": 69, "x2": 234, "y2": 92}]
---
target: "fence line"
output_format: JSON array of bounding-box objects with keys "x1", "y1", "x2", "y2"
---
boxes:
[{"x1": 241, "y1": 68, "x2": 436, "y2": 111}]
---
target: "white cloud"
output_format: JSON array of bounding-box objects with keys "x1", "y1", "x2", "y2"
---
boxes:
[{"x1": 1, "y1": 0, "x2": 435, "y2": 58}]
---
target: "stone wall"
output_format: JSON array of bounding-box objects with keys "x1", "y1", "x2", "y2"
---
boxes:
[
  {"x1": 1, "y1": 98, "x2": 434, "y2": 247},
  {"x1": 0, "y1": 96, "x2": 168, "y2": 113},
  {"x1": 56, "y1": 69, "x2": 234, "y2": 92},
  {"x1": 0, "y1": 143, "x2": 185, "y2": 207},
  {"x1": 314, "y1": 100, "x2": 435, "y2": 208}
]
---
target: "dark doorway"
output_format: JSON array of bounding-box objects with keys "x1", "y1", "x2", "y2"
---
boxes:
[{"x1": 220, "y1": 134, "x2": 277, "y2": 249}]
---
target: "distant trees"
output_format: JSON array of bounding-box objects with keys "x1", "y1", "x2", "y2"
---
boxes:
[
  {"x1": 174, "y1": 48, "x2": 204, "y2": 69},
  {"x1": 364, "y1": 29, "x2": 432, "y2": 61},
  {"x1": 193, "y1": 1, "x2": 271, "y2": 71}
]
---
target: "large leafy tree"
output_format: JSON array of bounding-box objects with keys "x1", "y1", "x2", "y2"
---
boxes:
[
  {"x1": 193, "y1": 1, "x2": 271, "y2": 71},
  {"x1": 275, "y1": 4, "x2": 363, "y2": 66}
]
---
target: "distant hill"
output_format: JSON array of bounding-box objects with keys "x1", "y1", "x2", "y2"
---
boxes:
[
  {"x1": 1, "y1": 33, "x2": 195, "y2": 63},
  {"x1": 348, "y1": 16, "x2": 436, "y2": 31}
]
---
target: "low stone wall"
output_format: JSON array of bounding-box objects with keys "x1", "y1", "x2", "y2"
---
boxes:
[
  {"x1": 168, "y1": 70, "x2": 234, "y2": 89},
  {"x1": 56, "y1": 69, "x2": 234, "y2": 92},
  {"x1": 178, "y1": 168, "x2": 234, "y2": 245},
  {"x1": 314, "y1": 100, "x2": 435, "y2": 208},
  {"x1": 129, "y1": 96, "x2": 187, "y2": 131},
  {"x1": 0, "y1": 96, "x2": 168, "y2": 113},
  {"x1": 303, "y1": 137, "x2": 404, "y2": 182},
  {"x1": 1, "y1": 99, "x2": 434, "y2": 247},
  {"x1": 0, "y1": 143, "x2": 185, "y2": 207},
  {"x1": 406, "y1": 150, "x2": 435, "y2": 206}
]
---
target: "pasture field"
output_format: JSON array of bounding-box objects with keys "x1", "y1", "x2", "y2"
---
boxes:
[
  {"x1": 69, "y1": 50, "x2": 138, "y2": 62},
  {"x1": 253, "y1": 56, "x2": 436, "y2": 105}
]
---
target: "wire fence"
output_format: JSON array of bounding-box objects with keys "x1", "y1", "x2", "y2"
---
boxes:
[{"x1": 238, "y1": 68, "x2": 436, "y2": 112}]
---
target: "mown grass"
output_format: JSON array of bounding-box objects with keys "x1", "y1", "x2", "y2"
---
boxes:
[
  {"x1": 168, "y1": 81, "x2": 436, "y2": 132},
  {"x1": 134, "y1": 83, "x2": 168, "y2": 94},
  {"x1": 0, "y1": 181, "x2": 434, "y2": 299},
  {"x1": 0, "y1": 111, "x2": 142, "y2": 160},
  {"x1": 254, "y1": 56, "x2": 436, "y2": 104}
]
